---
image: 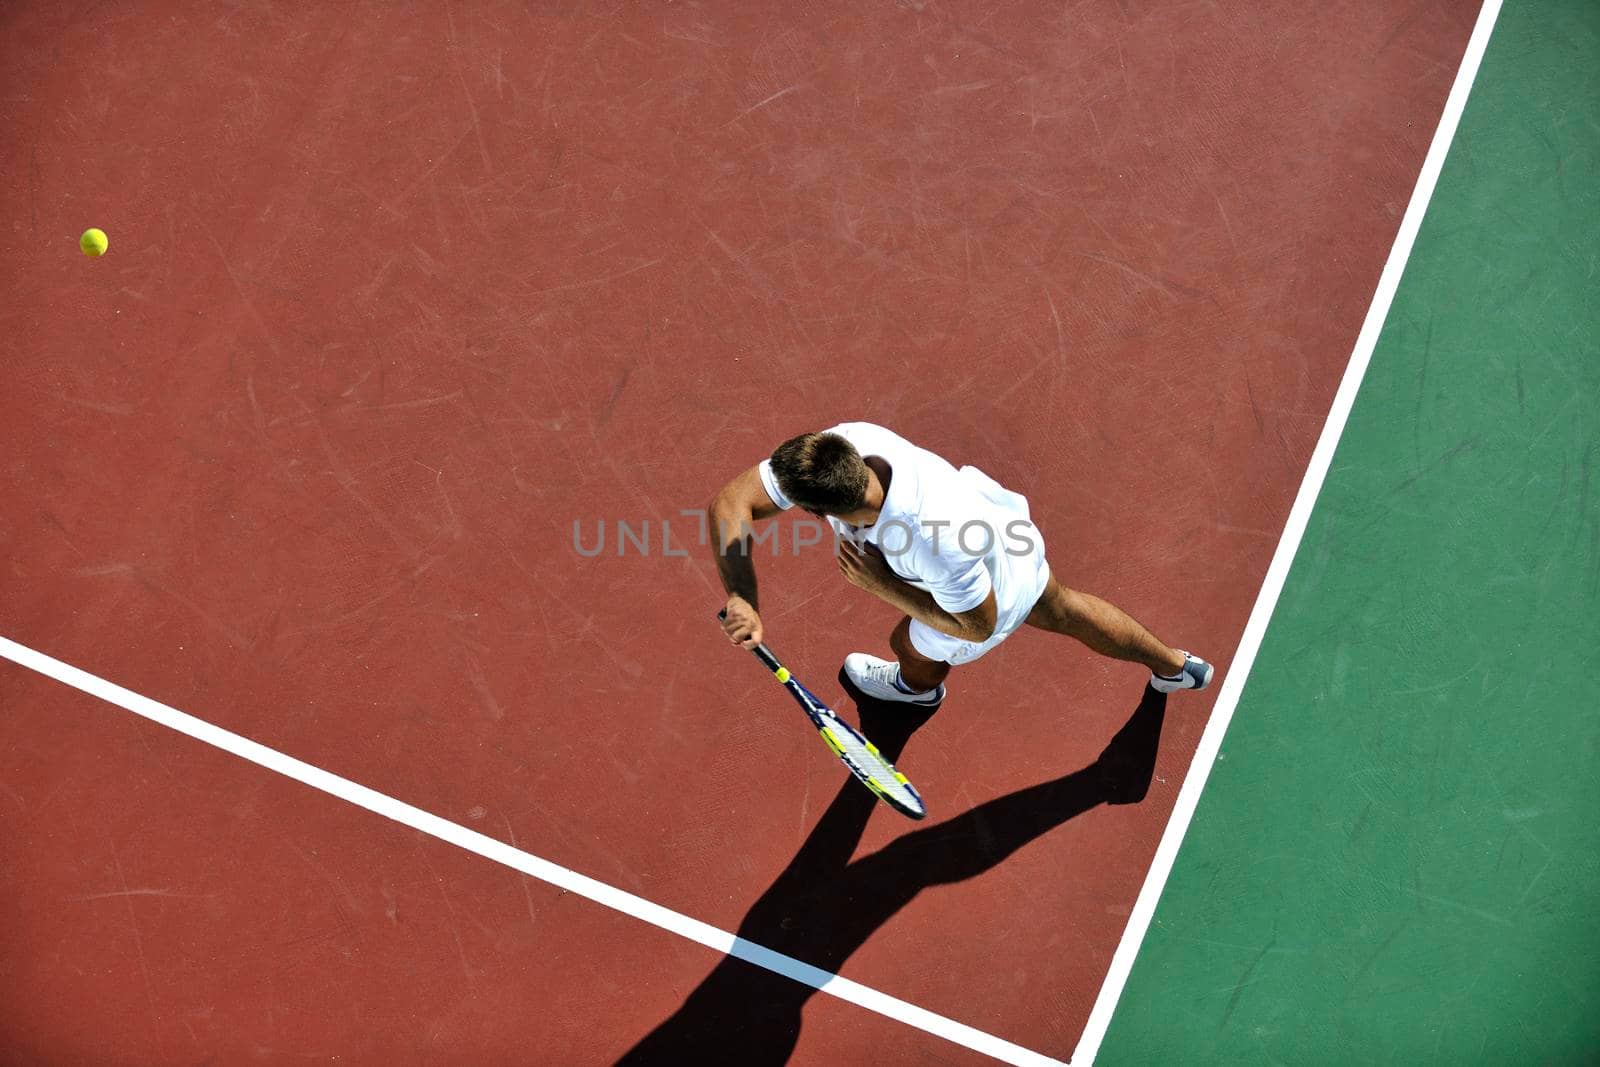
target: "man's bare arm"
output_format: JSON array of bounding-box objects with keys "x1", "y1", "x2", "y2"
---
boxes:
[
  {"x1": 836, "y1": 541, "x2": 998, "y2": 643},
  {"x1": 870, "y1": 576, "x2": 999, "y2": 643},
  {"x1": 707, "y1": 465, "x2": 783, "y2": 646}
]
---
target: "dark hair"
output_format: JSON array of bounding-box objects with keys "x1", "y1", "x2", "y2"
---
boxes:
[{"x1": 769, "y1": 431, "x2": 869, "y2": 514}]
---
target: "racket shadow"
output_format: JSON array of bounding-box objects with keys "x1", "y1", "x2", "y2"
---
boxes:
[{"x1": 616, "y1": 684, "x2": 1168, "y2": 1065}]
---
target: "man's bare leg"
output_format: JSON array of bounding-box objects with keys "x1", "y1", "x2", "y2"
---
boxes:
[
  {"x1": 1024, "y1": 574, "x2": 1186, "y2": 676},
  {"x1": 840, "y1": 616, "x2": 951, "y2": 704},
  {"x1": 888, "y1": 616, "x2": 952, "y2": 693}
]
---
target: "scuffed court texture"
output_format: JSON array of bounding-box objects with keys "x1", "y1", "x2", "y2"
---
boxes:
[{"x1": 6, "y1": 1, "x2": 1594, "y2": 1064}]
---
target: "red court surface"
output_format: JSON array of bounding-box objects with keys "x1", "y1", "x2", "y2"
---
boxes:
[{"x1": 1, "y1": 2, "x2": 1477, "y2": 1062}]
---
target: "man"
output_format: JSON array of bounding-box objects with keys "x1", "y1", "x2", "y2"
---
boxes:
[{"x1": 708, "y1": 422, "x2": 1213, "y2": 705}]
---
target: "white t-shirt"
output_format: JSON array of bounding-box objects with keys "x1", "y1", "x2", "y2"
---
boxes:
[{"x1": 758, "y1": 422, "x2": 1048, "y2": 634}]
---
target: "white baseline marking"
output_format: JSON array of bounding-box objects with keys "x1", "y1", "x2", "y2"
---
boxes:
[
  {"x1": 0, "y1": 635, "x2": 1063, "y2": 1067},
  {"x1": 1072, "y1": 1, "x2": 1506, "y2": 1062}
]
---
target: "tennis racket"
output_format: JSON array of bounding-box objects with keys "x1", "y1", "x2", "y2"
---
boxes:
[{"x1": 718, "y1": 611, "x2": 926, "y2": 820}]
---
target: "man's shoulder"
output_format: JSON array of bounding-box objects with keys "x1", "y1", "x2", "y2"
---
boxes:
[
  {"x1": 822, "y1": 420, "x2": 897, "y2": 444},
  {"x1": 827, "y1": 422, "x2": 940, "y2": 469}
]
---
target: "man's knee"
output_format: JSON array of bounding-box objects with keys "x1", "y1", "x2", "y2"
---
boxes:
[
  {"x1": 890, "y1": 617, "x2": 938, "y2": 665},
  {"x1": 1029, "y1": 581, "x2": 1089, "y2": 636},
  {"x1": 889, "y1": 617, "x2": 918, "y2": 659}
]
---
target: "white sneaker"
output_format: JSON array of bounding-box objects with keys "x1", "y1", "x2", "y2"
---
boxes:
[
  {"x1": 1151, "y1": 651, "x2": 1215, "y2": 693},
  {"x1": 842, "y1": 653, "x2": 946, "y2": 706}
]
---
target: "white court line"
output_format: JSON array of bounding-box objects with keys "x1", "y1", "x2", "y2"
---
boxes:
[
  {"x1": 1071, "y1": 1, "x2": 1505, "y2": 1062},
  {"x1": 0, "y1": 634, "x2": 1064, "y2": 1067}
]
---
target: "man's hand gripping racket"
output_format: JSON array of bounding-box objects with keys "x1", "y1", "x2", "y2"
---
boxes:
[{"x1": 718, "y1": 610, "x2": 926, "y2": 820}]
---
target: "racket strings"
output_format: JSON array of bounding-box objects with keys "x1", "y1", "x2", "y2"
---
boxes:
[{"x1": 821, "y1": 721, "x2": 918, "y2": 808}]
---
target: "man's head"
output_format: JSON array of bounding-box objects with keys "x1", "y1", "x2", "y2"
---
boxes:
[{"x1": 769, "y1": 431, "x2": 870, "y2": 516}]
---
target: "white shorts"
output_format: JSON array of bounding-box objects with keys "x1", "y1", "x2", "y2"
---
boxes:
[
  {"x1": 908, "y1": 614, "x2": 1024, "y2": 665},
  {"x1": 907, "y1": 466, "x2": 1051, "y2": 666}
]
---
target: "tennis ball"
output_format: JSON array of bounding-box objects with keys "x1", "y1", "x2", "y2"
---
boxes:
[{"x1": 80, "y1": 228, "x2": 108, "y2": 257}]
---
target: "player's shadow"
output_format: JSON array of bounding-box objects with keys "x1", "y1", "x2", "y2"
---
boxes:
[{"x1": 616, "y1": 682, "x2": 1168, "y2": 1065}]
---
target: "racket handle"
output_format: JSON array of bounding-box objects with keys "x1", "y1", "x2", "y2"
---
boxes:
[{"x1": 716, "y1": 609, "x2": 783, "y2": 673}]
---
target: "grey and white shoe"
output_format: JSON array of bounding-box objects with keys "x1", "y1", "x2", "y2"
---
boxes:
[
  {"x1": 1151, "y1": 651, "x2": 1215, "y2": 693},
  {"x1": 842, "y1": 653, "x2": 945, "y2": 706}
]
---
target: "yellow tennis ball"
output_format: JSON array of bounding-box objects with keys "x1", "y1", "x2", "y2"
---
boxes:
[{"x1": 80, "y1": 228, "x2": 108, "y2": 257}]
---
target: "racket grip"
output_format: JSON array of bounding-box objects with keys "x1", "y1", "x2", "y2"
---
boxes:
[
  {"x1": 748, "y1": 643, "x2": 782, "y2": 672},
  {"x1": 716, "y1": 609, "x2": 783, "y2": 672}
]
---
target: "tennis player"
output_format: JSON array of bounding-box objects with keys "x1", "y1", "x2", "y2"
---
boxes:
[{"x1": 709, "y1": 422, "x2": 1213, "y2": 706}]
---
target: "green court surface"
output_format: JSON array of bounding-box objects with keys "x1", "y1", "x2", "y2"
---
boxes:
[{"x1": 1100, "y1": 0, "x2": 1600, "y2": 1061}]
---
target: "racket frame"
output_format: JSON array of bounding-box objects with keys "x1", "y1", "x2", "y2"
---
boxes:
[{"x1": 721, "y1": 613, "x2": 926, "y2": 819}]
